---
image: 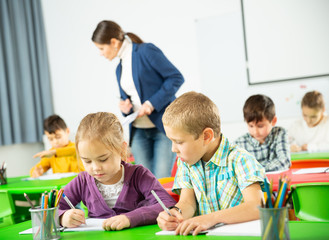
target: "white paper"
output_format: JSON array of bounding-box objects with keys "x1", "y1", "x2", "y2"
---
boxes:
[
  {"x1": 292, "y1": 167, "x2": 329, "y2": 175},
  {"x1": 121, "y1": 111, "x2": 139, "y2": 128},
  {"x1": 207, "y1": 220, "x2": 261, "y2": 236},
  {"x1": 19, "y1": 218, "x2": 105, "y2": 234},
  {"x1": 155, "y1": 220, "x2": 261, "y2": 236},
  {"x1": 22, "y1": 172, "x2": 78, "y2": 181}
]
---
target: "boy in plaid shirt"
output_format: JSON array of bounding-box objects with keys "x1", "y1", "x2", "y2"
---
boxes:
[
  {"x1": 234, "y1": 94, "x2": 291, "y2": 172},
  {"x1": 157, "y1": 91, "x2": 265, "y2": 235}
]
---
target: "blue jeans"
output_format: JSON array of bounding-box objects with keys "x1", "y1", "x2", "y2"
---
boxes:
[{"x1": 130, "y1": 127, "x2": 175, "y2": 178}]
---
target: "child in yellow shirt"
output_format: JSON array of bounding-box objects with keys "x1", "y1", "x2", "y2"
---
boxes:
[{"x1": 30, "y1": 114, "x2": 84, "y2": 177}]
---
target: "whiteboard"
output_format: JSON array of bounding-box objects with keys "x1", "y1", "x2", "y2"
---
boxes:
[
  {"x1": 195, "y1": 9, "x2": 329, "y2": 122},
  {"x1": 242, "y1": 0, "x2": 329, "y2": 84}
]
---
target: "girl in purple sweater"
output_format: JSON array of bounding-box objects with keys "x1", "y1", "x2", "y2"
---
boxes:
[{"x1": 58, "y1": 112, "x2": 176, "y2": 230}]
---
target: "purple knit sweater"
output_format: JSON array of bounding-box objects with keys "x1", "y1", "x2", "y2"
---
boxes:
[{"x1": 58, "y1": 161, "x2": 176, "y2": 227}]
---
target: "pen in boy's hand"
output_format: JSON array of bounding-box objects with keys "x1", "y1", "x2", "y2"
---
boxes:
[{"x1": 151, "y1": 190, "x2": 172, "y2": 216}]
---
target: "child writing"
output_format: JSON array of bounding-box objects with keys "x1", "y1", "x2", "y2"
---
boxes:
[
  {"x1": 289, "y1": 90, "x2": 329, "y2": 152},
  {"x1": 156, "y1": 91, "x2": 265, "y2": 236},
  {"x1": 58, "y1": 112, "x2": 176, "y2": 230},
  {"x1": 234, "y1": 94, "x2": 291, "y2": 172},
  {"x1": 30, "y1": 114, "x2": 83, "y2": 178}
]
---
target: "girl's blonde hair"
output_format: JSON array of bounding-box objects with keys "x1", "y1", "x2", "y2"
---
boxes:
[
  {"x1": 301, "y1": 91, "x2": 325, "y2": 111},
  {"x1": 75, "y1": 112, "x2": 127, "y2": 161}
]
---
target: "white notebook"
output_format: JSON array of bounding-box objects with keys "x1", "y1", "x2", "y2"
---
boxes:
[
  {"x1": 19, "y1": 218, "x2": 105, "y2": 234},
  {"x1": 293, "y1": 167, "x2": 329, "y2": 175},
  {"x1": 156, "y1": 220, "x2": 261, "y2": 236}
]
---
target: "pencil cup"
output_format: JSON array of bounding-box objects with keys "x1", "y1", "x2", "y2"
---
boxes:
[
  {"x1": 29, "y1": 207, "x2": 60, "y2": 240},
  {"x1": 0, "y1": 168, "x2": 7, "y2": 185},
  {"x1": 259, "y1": 207, "x2": 290, "y2": 240}
]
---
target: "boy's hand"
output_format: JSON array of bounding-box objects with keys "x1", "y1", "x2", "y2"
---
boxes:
[
  {"x1": 176, "y1": 215, "x2": 216, "y2": 236},
  {"x1": 301, "y1": 144, "x2": 308, "y2": 151},
  {"x1": 61, "y1": 209, "x2": 86, "y2": 228},
  {"x1": 119, "y1": 99, "x2": 133, "y2": 114},
  {"x1": 157, "y1": 209, "x2": 183, "y2": 231},
  {"x1": 290, "y1": 144, "x2": 301, "y2": 152},
  {"x1": 102, "y1": 215, "x2": 130, "y2": 231},
  {"x1": 33, "y1": 149, "x2": 56, "y2": 158},
  {"x1": 31, "y1": 165, "x2": 44, "y2": 178}
]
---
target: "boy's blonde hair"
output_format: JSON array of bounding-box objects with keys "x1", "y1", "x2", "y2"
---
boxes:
[
  {"x1": 75, "y1": 112, "x2": 127, "y2": 161},
  {"x1": 162, "y1": 91, "x2": 221, "y2": 139},
  {"x1": 301, "y1": 91, "x2": 325, "y2": 111}
]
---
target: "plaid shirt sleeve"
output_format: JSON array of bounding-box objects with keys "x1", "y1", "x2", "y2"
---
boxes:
[
  {"x1": 266, "y1": 127, "x2": 291, "y2": 171},
  {"x1": 172, "y1": 158, "x2": 194, "y2": 195},
  {"x1": 232, "y1": 149, "x2": 266, "y2": 191}
]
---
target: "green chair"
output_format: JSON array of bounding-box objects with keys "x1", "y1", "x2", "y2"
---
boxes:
[
  {"x1": 0, "y1": 190, "x2": 15, "y2": 228},
  {"x1": 292, "y1": 182, "x2": 329, "y2": 221}
]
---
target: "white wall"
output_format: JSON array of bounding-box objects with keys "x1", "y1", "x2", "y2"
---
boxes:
[
  {"x1": 1, "y1": 0, "x2": 328, "y2": 176},
  {"x1": 40, "y1": 0, "x2": 239, "y2": 134}
]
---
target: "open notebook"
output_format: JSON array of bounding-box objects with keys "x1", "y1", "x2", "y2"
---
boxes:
[
  {"x1": 156, "y1": 220, "x2": 261, "y2": 236},
  {"x1": 19, "y1": 218, "x2": 105, "y2": 234}
]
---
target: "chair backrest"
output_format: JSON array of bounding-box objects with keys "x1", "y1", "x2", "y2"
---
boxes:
[
  {"x1": 171, "y1": 156, "x2": 178, "y2": 177},
  {"x1": 0, "y1": 190, "x2": 15, "y2": 227},
  {"x1": 292, "y1": 182, "x2": 329, "y2": 221},
  {"x1": 291, "y1": 159, "x2": 329, "y2": 169}
]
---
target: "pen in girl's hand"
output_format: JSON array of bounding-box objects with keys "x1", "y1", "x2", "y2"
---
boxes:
[
  {"x1": 151, "y1": 190, "x2": 172, "y2": 216},
  {"x1": 62, "y1": 193, "x2": 75, "y2": 209}
]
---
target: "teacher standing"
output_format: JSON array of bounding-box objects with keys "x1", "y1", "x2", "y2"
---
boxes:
[{"x1": 92, "y1": 20, "x2": 184, "y2": 178}]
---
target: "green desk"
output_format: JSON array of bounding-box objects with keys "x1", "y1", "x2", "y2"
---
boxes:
[
  {"x1": 0, "y1": 221, "x2": 328, "y2": 240},
  {"x1": 0, "y1": 175, "x2": 76, "y2": 194},
  {"x1": 0, "y1": 175, "x2": 76, "y2": 224},
  {"x1": 291, "y1": 151, "x2": 329, "y2": 161}
]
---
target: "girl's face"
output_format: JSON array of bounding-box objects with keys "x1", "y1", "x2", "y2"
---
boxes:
[
  {"x1": 94, "y1": 38, "x2": 121, "y2": 61},
  {"x1": 302, "y1": 106, "x2": 324, "y2": 128},
  {"x1": 78, "y1": 139, "x2": 123, "y2": 185}
]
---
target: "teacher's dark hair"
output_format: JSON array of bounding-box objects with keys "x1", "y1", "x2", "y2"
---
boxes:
[{"x1": 92, "y1": 20, "x2": 143, "y2": 44}]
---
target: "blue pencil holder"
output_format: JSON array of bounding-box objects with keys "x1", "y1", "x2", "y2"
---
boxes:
[
  {"x1": 259, "y1": 207, "x2": 290, "y2": 240},
  {"x1": 29, "y1": 206, "x2": 60, "y2": 240}
]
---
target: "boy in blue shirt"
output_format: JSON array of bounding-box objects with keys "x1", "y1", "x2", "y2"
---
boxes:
[
  {"x1": 234, "y1": 94, "x2": 291, "y2": 172},
  {"x1": 157, "y1": 91, "x2": 265, "y2": 235}
]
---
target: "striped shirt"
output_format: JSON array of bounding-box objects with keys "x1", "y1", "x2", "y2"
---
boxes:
[
  {"x1": 172, "y1": 135, "x2": 265, "y2": 216},
  {"x1": 234, "y1": 126, "x2": 291, "y2": 172}
]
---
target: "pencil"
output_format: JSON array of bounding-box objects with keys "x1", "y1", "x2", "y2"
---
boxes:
[{"x1": 151, "y1": 190, "x2": 172, "y2": 216}]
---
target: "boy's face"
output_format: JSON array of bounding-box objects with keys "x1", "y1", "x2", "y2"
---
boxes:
[
  {"x1": 164, "y1": 125, "x2": 207, "y2": 166},
  {"x1": 302, "y1": 106, "x2": 324, "y2": 128},
  {"x1": 45, "y1": 128, "x2": 70, "y2": 149},
  {"x1": 247, "y1": 117, "x2": 277, "y2": 144}
]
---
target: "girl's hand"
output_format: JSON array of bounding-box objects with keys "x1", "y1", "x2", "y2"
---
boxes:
[
  {"x1": 102, "y1": 215, "x2": 130, "y2": 231},
  {"x1": 61, "y1": 209, "x2": 86, "y2": 228},
  {"x1": 119, "y1": 99, "x2": 133, "y2": 114},
  {"x1": 290, "y1": 144, "x2": 301, "y2": 152}
]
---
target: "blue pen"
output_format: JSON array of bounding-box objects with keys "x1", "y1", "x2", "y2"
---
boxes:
[
  {"x1": 62, "y1": 193, "x2": 75, "y2": 209},
  {"x1": 278, "y1": 182, "x2": 288, "y2": 208},
  {"x1": 264, "y1": 179, "x2": 273, "y2": 208}
]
